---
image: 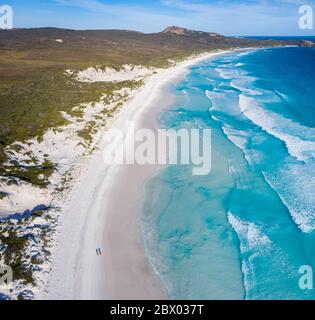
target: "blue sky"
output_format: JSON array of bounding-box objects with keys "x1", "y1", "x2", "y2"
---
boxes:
[{"x1": 4, "y1": 0, "x2": 315, "y2": 35}]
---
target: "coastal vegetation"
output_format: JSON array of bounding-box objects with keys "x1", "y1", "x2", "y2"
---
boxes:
[
  {"x1": 0, "y1": 26, "x2": 313, "y2": 299},
  {"x1": 0, "y1": 27, "x2": 307, "y2": 187}
]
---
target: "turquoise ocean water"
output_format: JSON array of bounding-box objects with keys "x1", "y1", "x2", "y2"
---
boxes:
[{"x1": 142, "y1": 47, "x2": 315, "y2": 300}]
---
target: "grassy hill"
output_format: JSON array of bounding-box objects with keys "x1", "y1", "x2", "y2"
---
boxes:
[{"x1": 0, "y1": 26, "x2": 310, "y2": 186}]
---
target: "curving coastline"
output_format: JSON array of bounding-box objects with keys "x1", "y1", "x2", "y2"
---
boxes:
[{"x1": 45, "y1": 51, "x2": 230, "y2": 300}]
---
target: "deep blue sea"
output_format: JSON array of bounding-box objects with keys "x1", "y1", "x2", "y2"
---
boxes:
[{"x1": 142, "y1": 47, "x2": 315, "y2": 300}]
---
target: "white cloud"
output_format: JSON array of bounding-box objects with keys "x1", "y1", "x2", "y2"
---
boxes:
[
  {"x1": 161, "y1": 0, "x2": 314, "y2": 35},
  {"x1": 53, "y1": 0, "x2": 315, "y2": 35},
  {"x1": 54, "y1": 0, "x2": 193, "y2": 31}
]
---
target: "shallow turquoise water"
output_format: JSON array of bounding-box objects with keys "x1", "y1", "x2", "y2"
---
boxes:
[{"x1": 142, "y1": 47, "x2": 315, "y2": 300}]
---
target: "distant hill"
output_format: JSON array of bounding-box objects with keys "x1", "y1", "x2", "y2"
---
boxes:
[
  {"x1": 0, "y1": 25, "x2": 312, "y2": 148},
  {"x1": 0, "y1": 26, "x2": 311, "y2": 69},
  {"x1": 162, "y1": 26, "x2": 222, "y2": 38}
]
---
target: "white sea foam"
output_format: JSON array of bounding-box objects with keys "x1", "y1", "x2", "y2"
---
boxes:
[
  {"x1": 214, "y1": 62, "x2": 263, "y2": 97},
  {"x1": 205, "y1": 90, "x2": 240, "y2": 116},
  {"x1": 263, "y1": 165, "x2": 315, "y2": 233},
  {"x1": 274, "y1": 90, "x2": 289, "y2": 101},
  {"x1": 237, "y1": 50, "x2": 257, "y2": 57},
  {"x1": 230, "y1": 79, "x2": 263, "y2": 96},
  {"x1": 222, "y1": 127, "x2": 248, "y2": 151},
  {"x1": 227, "y1": 212, "x2": 271, "y2": 253},
  {"x1": 239, "y1": 94, "x2": 315, "y2": 162},
  {"x1": 215, "y1": 67, "x2": 240, "y2": 80},
  {"x1": 236, "y1": 95, "x2": 315, "y2": 232},
  {"x1": 227, "y1": 212, "x2": 272, "y2": 298}
]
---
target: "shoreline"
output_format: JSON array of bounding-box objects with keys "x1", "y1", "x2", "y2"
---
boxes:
[{"x1": 44, "y1": 49, "x2": 237, "y2": 300}]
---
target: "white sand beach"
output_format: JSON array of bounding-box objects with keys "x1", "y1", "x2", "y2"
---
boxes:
[{"x1": 44, "y1": 51, "x2": 228, "y2": 300}]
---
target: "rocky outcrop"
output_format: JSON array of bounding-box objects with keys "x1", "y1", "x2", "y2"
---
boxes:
[
  {"x1": 300, "y1": 40, "x2": 315, "y2": 47},
  {"x1": 162, "y1": 26, "x2": 222, "y2": 38}
]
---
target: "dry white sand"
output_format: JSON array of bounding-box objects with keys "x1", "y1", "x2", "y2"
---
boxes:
[{"x1": 45, "y1": 51, "x2": 229, "y2": 300}]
